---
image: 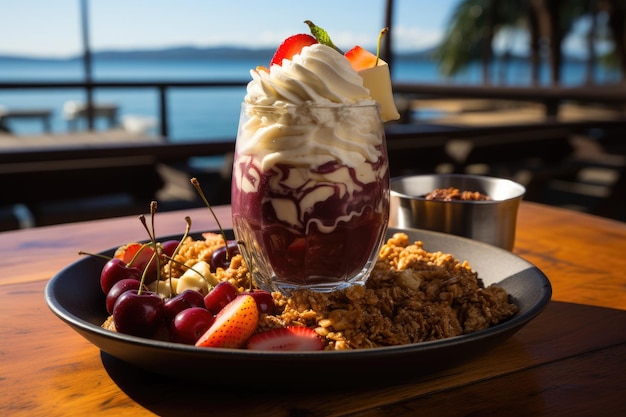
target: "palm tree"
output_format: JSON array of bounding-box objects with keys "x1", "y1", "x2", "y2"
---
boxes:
[
  {"x1": 432, "y1": 0, "x2": 496, "y2": 82},
  {"x1": 433, "y1": 0, "x2": 534, "y2": 84},
  {"x1": 584, "y1": 0, "x2": 599, "y2": 84},
  {"x1": 604, "y1": 0, "x2": 626, "y2": 78},
  {"x1": 539, "y1": 0, "x2": 625, "y2": 83},
  {"x1": 433, "y1": 0, "x2": 624, "y2": 85}
]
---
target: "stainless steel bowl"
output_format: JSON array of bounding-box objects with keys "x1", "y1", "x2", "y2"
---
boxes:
[{"x1": 390, "y1": 174, "x2": 526, "y2": 250}]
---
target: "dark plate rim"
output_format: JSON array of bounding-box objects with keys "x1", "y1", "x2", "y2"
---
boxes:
[{"x1": 45, "y1": 226, "x2": 552, "y2": 360}]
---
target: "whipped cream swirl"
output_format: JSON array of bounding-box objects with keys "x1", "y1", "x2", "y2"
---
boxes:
[{"x1": 245, "y1": 44, "x2": 374, "y2": 106}]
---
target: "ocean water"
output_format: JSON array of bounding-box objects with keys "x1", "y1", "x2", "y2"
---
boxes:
[{"x1": 0, "y1": 56, "x2": 621, "y2": 140}]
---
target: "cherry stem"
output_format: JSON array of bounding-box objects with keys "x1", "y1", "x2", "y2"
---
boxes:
[
  {"x1": 235, "y1": 240, "x2": 254, "y2": 291},
  {"x1": 77, "y1": 250, "x2": 112, "y2": 261},
  {"x1": 126, "y1": 242, "x2": 153, "y2": 268},
  {"x1": 375, "y1": 27, "x2": 388, "y2": 67},
  {"x1": 190, "y1": 177, "x2": 230, "y2": 261},
  {"x1": 167, "y1": 216, "x2": 192, "y2": 296},
  {"x1": 150, "y1": 201, "x2": 161, "y2": 291},
  {"x1": 138, "y1": 201, "x2": 161, "y2": 295},
  {"x1": 138, "y1": 251, "x2": 157, "y2": 295}
]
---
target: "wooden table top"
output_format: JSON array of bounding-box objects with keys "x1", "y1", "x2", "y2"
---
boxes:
[{"x1": 1, "y1": 201, "x2": 624, "y2": 417}]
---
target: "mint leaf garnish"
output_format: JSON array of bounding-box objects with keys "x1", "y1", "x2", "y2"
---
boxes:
[{"x1": 304, "y1": 20, "x2": 344, "y2": 54}]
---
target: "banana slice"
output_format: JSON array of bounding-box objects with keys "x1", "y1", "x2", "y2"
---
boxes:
[{"x1": 359, "y1": 60, "x2": 400, "y2": 122}]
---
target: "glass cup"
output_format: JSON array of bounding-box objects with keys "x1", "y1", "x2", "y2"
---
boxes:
[{"x1": 231, "y1": 103, "x2": 390, "y2": 294}]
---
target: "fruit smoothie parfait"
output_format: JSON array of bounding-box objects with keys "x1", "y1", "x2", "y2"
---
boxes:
[{"x1": 231, "y1": 23, "x2": 399, "y2": 294}]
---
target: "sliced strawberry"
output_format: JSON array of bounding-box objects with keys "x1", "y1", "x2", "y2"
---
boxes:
[
  {"x1": 270, "y1": 34, "x2": 318, "y2": 67},
  {"x1": 114, "y1": 242, "x2": 143, "y2": 263},
  {"x1": 114, "y1": 242, "x2": 158, "y2": 280},
  {"x1": 344, "y1": 45, "x2": 378, "y2": 72},
  {"x1": 246, "y1": 326, "x2": 324, "y2": 351},
  {"x1": 195, "y1": 294, "x2": 259, "y2": 349},
  {"x1": 115, "y1": 242, "x2": 154, "y2": 268}
]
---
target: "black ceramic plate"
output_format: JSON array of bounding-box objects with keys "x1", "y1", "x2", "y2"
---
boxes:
[{"x1": 45, "y1": 227, "x2": 551, "y2": 386}]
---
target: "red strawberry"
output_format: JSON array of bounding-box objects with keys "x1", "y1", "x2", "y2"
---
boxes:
[
  {"x1": 270, "y1": 34, "x2": 318, "y2": 67},
  {"x1": 114, "y1": 242, "x2": 145, "y2": 264},
  {"x1": 195, "y1": 294, "x2": 259, "y2": 349},
  {"x1": 114, "y1": 242, "x2": 158, "y2": 281},
  {"x1": 344, "y1": 45, "x2": 378, "y2": 72},
  {"x1": 246, "y1": 326, "x2": 324, "y2": 351}
]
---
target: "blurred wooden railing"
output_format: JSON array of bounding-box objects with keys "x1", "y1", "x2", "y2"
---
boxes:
[
  {"x1": 0, "y1": 80, "x2": 247, "y2": 138},
  {"x1": 1, "y1": 80, "x2": 625, "y2": 227},
  {"x1": 392, "y1": 82, "x2": 626, "y2": 118},
  {"x1": 2, "y1": 81, "x2": 625, "y2": 137}
]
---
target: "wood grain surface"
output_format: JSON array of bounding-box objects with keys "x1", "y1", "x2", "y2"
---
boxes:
[{"x1": 1, "y1": 202, "x2": 624, "y2": 417}]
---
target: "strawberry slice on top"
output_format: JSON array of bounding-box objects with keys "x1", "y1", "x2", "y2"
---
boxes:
[
  {"x1": 270, "y1": 33, "x2": 318, "y2": 67},
  {"x1": 344, "y1": 45, "x2": 378, "y2": 72}
]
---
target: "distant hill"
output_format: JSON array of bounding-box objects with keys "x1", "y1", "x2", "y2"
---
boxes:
[
  {"x1": 0, "y1": 46, "x2": 276, "y2": 62},
  {"x1": 0, "y1": 45, "x2": 439, "y2": 63},
  {"x1": 93, "y1": 46, "x2": 277, "y2": 61},
  {"x1": 0, "y1": 44, "x2": 584, "y2": 63}
]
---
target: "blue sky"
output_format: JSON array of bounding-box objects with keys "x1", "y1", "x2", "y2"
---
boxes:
[
  {"x1": 2, "y1": 0, "x2": 592, "y2": 59},
  {"x1": 0, "y1": 0, "x2": 460, "y2": 57}
]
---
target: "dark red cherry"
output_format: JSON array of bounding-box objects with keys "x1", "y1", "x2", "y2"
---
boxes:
[
  {"x1": 105, "y1": 278, "x2": 147, "y2": 314},
  {"x1": 203, "y1": 281, "x2": 239, "y2": 314},
  {"x1": 209, "y1": 240, "x2": 240, "y2": 271},
  {"x1": 161, "y1": 240, "x2": 180, "y2": 258},
  {"x1": 245, "y1": 289, "x2": 275, "y2": 315},
  {"x1": 139, "y1": 240, "x2": 180, "y2": 284},
  {"x1": 124, "y1": 244, "x2": 158, "y2": 282},
  {"x1": 100, "y1": 258, "x2": 141, "y2": 294},
  {"x1": 112, "y1": 290, "x2": 164, "y2": 338},
  {"x1": 163, "y1": 289, "x2": 206, "y2": 323},
  {"x1": 170, "y1": 307, "x2": 215, "y2": 345}
]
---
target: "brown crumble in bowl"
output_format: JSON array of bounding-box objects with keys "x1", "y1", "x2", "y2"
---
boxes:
[{"x1": 423, "y1": 187, "x2": 491, "y2": 201}]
